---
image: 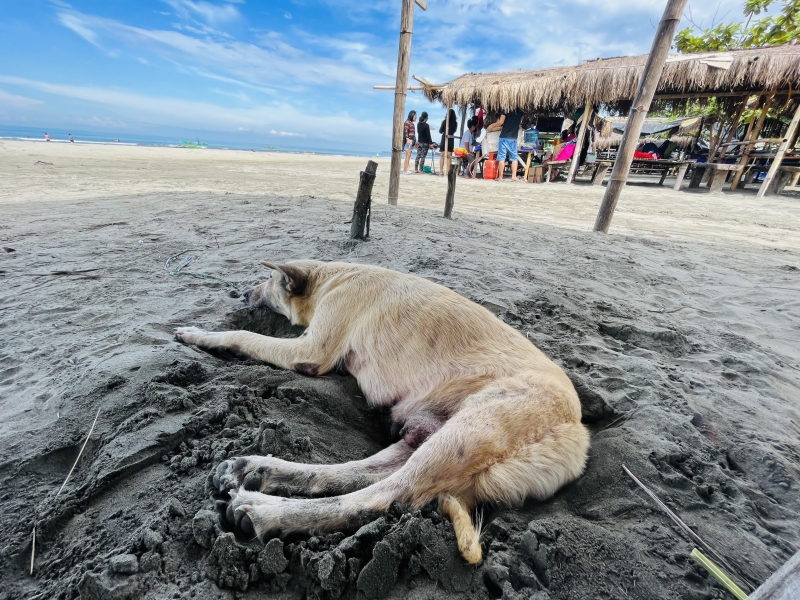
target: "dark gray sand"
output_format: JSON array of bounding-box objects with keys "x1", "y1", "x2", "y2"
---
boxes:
[{"x1": 1, "y1": 193, "x2": 798, "y2": 600}]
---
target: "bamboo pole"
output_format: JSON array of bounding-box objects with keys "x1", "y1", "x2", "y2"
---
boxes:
[
  {"x1": 593, "y1": 0, "x2": 687, "y2": 233},
  {"x1": 566, "y1": 99, "x2": 591, "y2": 184},
  {"x1": 459, "y1": 105, "x2": 466, "y2": 140},
  {"x1": 730, "y1": 89, "x2": 776, "y2": 190},
  {"x1": 444, "y1": 103, "x2": 452, "y2": 176},
  {"x1": 388, "y1": 0, "x2": 415, "y2": 206},
  {"x1": 757, "y1": 101, "x2": 800, "y2": 197}
]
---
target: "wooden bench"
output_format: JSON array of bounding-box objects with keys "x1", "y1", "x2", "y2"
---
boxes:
[
  {"x1": 689, "y1": 162, "x2": 739, "y2": 193},
  {"x1": 589, "y1": 159, "x2": 689, "y2": 189},
  {"x1": 764, "y1": 165, "x2": 800, "y2": 196}
]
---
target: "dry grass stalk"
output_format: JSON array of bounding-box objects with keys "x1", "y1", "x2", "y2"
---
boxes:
[
  {"x1": 30, "y1": 406, "x2": 102, "y2": 576},
  {"x1": 622, "y1": 464, "x2": 752, "y2": 593}
]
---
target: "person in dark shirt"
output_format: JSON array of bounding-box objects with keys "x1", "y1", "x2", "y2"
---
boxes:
[
  {"x1": 438, "y1": 109, "x2": 458, "y2": 175},
  {"x1": 415, "y1": 112, "x2": 433, "y2": 173},
  {"x1": 487, "y1": 108, "x2": 524, "y2": 181}
]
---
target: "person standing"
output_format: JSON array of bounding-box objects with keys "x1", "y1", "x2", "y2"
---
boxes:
[
  {"x1": 486, "y1": 108, "x2": 524, "y2": 181},
  {"x1": 403, "y1": 110, "x2": 417, "y2": 174},
  {"x1": 438, "y1": 109, "x2": 458, "y2": 175},
  {"x1": 415, "y1": 112, "x2": 433, "y2": 173},
  {"x1": 69, "y1": 133, "x2": 74, "y2": 143}
]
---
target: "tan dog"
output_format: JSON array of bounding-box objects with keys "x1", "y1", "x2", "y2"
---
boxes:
[{"x1": 175, "y1": 260, "x2": 589, "y2": 564}]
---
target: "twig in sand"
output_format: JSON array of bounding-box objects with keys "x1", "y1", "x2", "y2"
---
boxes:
[
  {"x1": 30, "y1": 527, "x2": 35, "y2": 576},
  {"x1": 31, "y1": 406, "x2": 102, "y2": 576},
  {"x1": 622, "y1": 465, "x2": 753, "y2": 592},
  {"x1": 691, "y1": 548, "x2": 748, "y2": 600},
  {"x1": 18, "y1": 269, "x2": 101, "y2": 277}
]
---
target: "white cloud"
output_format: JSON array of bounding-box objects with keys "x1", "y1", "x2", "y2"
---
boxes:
[
  {"x1": 58, "y1": 13, "x2": 102, "y2": 48},
  {"x1": 0, "y1": 89, "x2": 45, "y2": 108},
  {"x1": 56, "y1": 10, "x2": 379, "y2": 92},
  {"x1": 0, "y1": 76, "x2": 385, "y2": 143},
  {"x1": 164, "y1": 0, "x2": 240, "y2": 23},
  {"x1": 269, "y1": 129, "x2": 304, "y2": 137}
]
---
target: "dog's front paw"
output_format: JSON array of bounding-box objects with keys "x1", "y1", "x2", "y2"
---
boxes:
[{"x1": 175, "y1": 326, "x2": 209, "y2": 345}]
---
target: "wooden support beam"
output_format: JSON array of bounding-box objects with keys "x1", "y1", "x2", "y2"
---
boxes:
[
  {"x1": 731, "y1": 89, "x2": 776, "y2": 190},
  {"x1": 350, "y1": 160, "x2": 378, "y2": 242},
  {"x1": 566, "y1": 99, "x2": 591, "y2": 184},
  {"x1": 593, "y1": 0, "x2": 687, "y2": 233},
  {"x1": 757, "y1": 101, "x2": 800, "y2": 197},
  {"x1": 444, "y1": 164, "x2": 457, "y2": 218},
  {"x1": 708, "y1": 98, "x2": 746, "y2": 163},
  {"x1": 373, "y1": 85, "x2": 425, "y2": 90},
  {"x1": 459, "y1": 105, "x2": 467, "y2": 141},
  {"x1": 414, "y1": 0, "x2": 427, "y2": 9},
  {"x1": 444, "y1": 103, "x2": 452, "y2": 176},
  {"x1": 388, "y1": 0, "x2": 416, "y2": 206},
  {"x1": 748, "y1": 549, "x2": 800, "y2": 600}
]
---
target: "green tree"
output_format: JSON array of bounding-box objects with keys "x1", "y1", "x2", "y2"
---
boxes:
[{"x1": 675, "y1": 0, "x2": 800, "y2": 52}]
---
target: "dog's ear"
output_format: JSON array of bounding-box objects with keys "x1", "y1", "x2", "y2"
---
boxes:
[{"x1": 260, "y1": 261, "x2": 309, "y2": 295}]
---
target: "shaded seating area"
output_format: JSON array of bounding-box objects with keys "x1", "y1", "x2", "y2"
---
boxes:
[{"x1": 420, "y1": 45, "x2": 800, "y2": 196}]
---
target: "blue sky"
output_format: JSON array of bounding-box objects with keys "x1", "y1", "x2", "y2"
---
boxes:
[{"x1": 0, "y1": 0, "x2": 747, "y2": 152}]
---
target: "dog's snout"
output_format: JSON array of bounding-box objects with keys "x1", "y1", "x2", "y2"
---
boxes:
[{"x1": 242, "y1": 289, "x2": 252, "y2": 303}]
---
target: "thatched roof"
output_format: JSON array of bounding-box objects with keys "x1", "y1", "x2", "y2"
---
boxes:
[{"x1": 425, "y1": 45, "x2": 800, "y2": 114}]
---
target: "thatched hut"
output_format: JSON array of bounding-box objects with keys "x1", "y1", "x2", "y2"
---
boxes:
[
  {"x1": 423, "y1": 45, "x2": 800, "y2": 114},
  {"x1": 421, "y1": 44, "x2": 800, "y2": 193}
]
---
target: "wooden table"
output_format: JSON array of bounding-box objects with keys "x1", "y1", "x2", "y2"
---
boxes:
[
  {"x1": 589, "y1": 159, "x2": 689, "y2": 190},
  {"x1": 689, "y1": 162, "x2": 740, "y2": 193}
]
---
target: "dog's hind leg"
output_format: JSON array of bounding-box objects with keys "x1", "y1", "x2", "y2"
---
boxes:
[
  {"x1": 224, "y1": 382, "x2": 589, "y2": 564},
  {"x1": 214, "y1": 441, "x2": 415, "y2": 496}
]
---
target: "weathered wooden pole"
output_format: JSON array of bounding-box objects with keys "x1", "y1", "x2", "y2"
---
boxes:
[
  {"x1": 566, "y1": 98, "x2": 592, "y2": 184},
  {"x1": 593, "y1": 0, "x2": 687, "y2": 233},
  {"x1": 757, "y1": 101, "x2": 800, "y2": 197},
  {"x1": 443, "y1": 103, "x2": 452, "y2": 176},
  {"x1": 708, "y1": 98, "x2": 747, "y2": 163},
  {"x1": 731, "y1": 89, "x2": 776, "y2": 190},
  {"x1": 388, "y1": 0, "x2": 427, "y2": 206},
  {"x1": 350, "y1": 160, "x2": 378, "y2": 241},
  {"x1": 444, "y1": 162, "x2": 457, "y2": 218},
  {"x1": 459, "y1": 105, "x2": 467, "y2": 140}
]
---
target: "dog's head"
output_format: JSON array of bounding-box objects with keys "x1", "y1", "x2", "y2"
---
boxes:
[{"x1": 242, "y1": 261, "x2": 311, "y2": 319}]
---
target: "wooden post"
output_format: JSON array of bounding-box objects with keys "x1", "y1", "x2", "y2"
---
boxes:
[
  {"x1": 443, "y1": 104, "x2": 452, "y2": 176},
  {"x1": 350, "y1": 160, "x2": 378, "y2": 241},
  {"x1": 709, "y1": 99, "x2": 746, "y2": 162},
  {"x1": 593, "y1": 0, "x2": 687, "y2": 233},
  {"x1": 566, "y1": 99, "x2": 591, "y2": 184},
  {"x1": 690, "y1": 117, "x2": 704, "y2": 154},
  {"x1": 444, "y1": 162, "x2": 457, "y2": 218},
  {"x1": 757, "y1": 102, "x2": 800, "y2": 197},
  {"x1": 731, "y1": 89, "x2": 776, "y2": 190},
  {"x1": 748, "y1": 548, "x2": 800, "y2": 600},
  {"x1": 459, "y1": 105, "x2": 467, "y2": 140},
  {"x1": 388, "y1": 0, "x2": 416, "y2": 206}
]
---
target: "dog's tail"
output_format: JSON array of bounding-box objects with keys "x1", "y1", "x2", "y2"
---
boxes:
[{"x1": 439, "y1": 494, "x2": 482, "y2": 564}]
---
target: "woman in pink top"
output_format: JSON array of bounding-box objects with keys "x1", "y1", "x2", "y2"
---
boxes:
[{"x1": 44, "y1": 133, "x2": 51, "y2": 142}]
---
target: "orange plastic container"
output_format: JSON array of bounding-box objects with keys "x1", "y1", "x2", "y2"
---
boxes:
[
  {"x1": 488, "y1": 152, "x2": 497, "y2": 161},
  {"x1": 484, "y1": 160, "x2": 499, "y2": 180}
]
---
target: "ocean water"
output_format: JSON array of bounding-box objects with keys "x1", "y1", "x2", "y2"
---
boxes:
[{"x1": 0, "y1": 125, "x2": 390, "y2": 158}]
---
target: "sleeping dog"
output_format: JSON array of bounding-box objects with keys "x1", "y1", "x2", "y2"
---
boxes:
[{"x1": 176, "y1": 260, "x2": 589, "y2": 564}]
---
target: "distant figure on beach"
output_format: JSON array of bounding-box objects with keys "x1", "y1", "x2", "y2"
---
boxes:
[
  {"x1": 44, "y1": 133, "x2": 51, "y2": 142},
  {"x1": 415, "y1": 112, "x2": 432, "y2": 173},
  {"x1": 438, "y1": 109, "x2": 458, "y2": 175},
  {"x1": 403, "y1": 110, "x2": 417, "y2": 174},
  {"x1": 487, "y1": 108, "x2": 523, "y2": 181},
  {"x1": 69, "y1": 133, "x2": 74, "y2": 143}
]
